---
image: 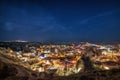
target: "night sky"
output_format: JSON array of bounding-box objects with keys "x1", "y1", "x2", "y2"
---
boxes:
[{"x1": 0, "y1": 0, "x2": 120, "y2": 42}]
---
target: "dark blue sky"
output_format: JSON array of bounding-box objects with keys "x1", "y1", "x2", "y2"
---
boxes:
[{"x1": 0, "y1": 0, "x2": 120, "y2": 42}]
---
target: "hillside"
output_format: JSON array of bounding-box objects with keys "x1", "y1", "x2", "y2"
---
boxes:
[{"x1": 0, "y1": 52, "x2": 120, "y2": 80}]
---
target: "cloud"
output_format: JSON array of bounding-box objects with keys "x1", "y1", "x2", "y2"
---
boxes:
[
  {"x1": 0, "y1": 5, "x2": 72, "y2": 41},
  {"x1": 79, "y1": 10, "x2": 118, "y2": 24}
]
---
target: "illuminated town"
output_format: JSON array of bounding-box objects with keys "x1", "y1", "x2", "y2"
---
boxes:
[
  {"x1": 0, "y1": 0, "x2": 120, "y2": 80},
  {"x1": 0, "y1": 41, "x2": 120, "y2": 79}
]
